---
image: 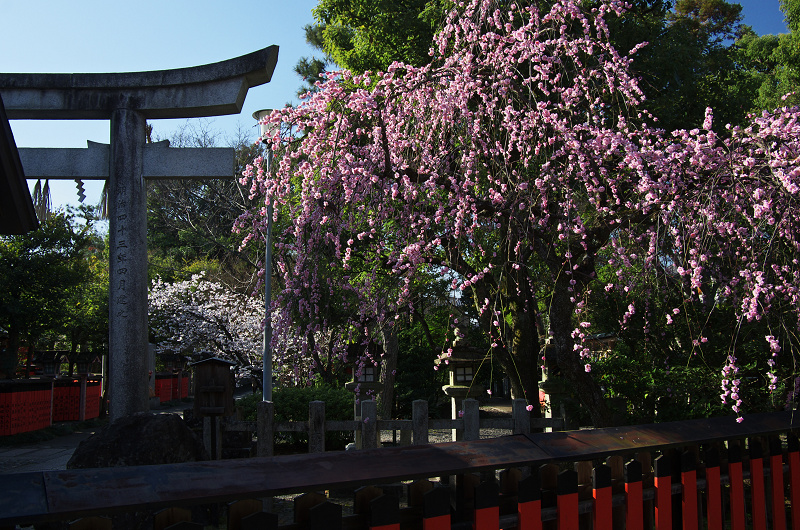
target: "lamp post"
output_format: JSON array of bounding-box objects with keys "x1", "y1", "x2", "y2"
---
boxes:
[{"x1": 253, "y1": 109, "x2": 278, "y2": 402}]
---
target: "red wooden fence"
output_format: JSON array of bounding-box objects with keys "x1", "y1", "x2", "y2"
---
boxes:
[
  {"x1": 1, "y1": 411, "x2": 798, "y2": 529},
  {"x1": 0, "y1": 379, "x2": 51, "y2": 435},
  {"x1": 153, "y1": 372, "x2": 189, "y2": 403},
  {"x1": 0, "y1": 378, "x2": 102, "y2": 435},
  {"x1": 51, "y1": 379, "x2": 102, "y2": 422}
]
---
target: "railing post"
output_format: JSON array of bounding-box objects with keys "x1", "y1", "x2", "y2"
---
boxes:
[
  {"x1": 463, "y1": 398, "x2": 479, "y2": 441},
  {"x1": 309, "y1": 501, "x2": 342, "y2": 530},
  {"x1": 518, "y1": 473, "x2": 542, "y2": 530},
  {"x1": 309, "y1": 401, "x2": 325, "y2": 453},
  {"x1": 653, "y1": 455, "x2": 672, "y2": 530},
  {"x1": 370, "y1": 494, "x2": 400, "y2": 530},
  {"x1": 240, "y1": 511, "x2": 278, "y2": 530},
  {"x1": 362, "y1": 400, "x2": 378, "y2": 449},
  {"x1": 556, "y1": 469, "x2": 578, "y2": 529},
  {"x1": 769, "y1": 436, "x2": 788, "y2": 530},
  {"x1": 257, "y1": 401, "x2": 274, "y2": 458},
  {"x1": 422, "y1": 486, "x2": 451, "y2": 530},
  {"x1": 728, "y1": 443, "x2": 746, "y2": 530},
  {"x1": 704, "y1": 448, "x2": 722, "y2": 530},
  {"x1": 473, "y1": 480, "x2": 500, "y2": 530},
  {"x1": 593, "y1": 464, "x2": 612, "y2": 530},
  {"x1": 749, "y1": 439, "x2": 768, "y2": 530},
  {"x1": 512, "y1": 399, "x2": 530, "y2": 434},
  {"x1": 681, "y1": 450, "x2": 698, "y2": 530},
  {"x1": 412, "y1": 399, "x2": 429, "y2": 445},
  {"x1": 625, "y1": 459, "x2": 643, "y2": 530},
  {"x1": 788, "y1": 434, "x2": 800, "y2": 530},
  {"x1": 228, "y1": 499, "x2": 263, "y2": 530}
]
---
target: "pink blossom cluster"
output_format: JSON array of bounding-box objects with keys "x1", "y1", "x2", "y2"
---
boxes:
[
  {"x1": 235, "y1": 0, "x2": 800, "y2": 414},
  {"x1": 720, "y1": 355, "x2": 743, "y2": 421}
]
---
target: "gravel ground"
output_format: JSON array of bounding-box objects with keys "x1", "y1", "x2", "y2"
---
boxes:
[{"x1": 381, "y1": 427, "x2": 513, "y2": 444}]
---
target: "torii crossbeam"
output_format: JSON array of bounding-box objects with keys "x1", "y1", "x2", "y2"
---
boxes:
[{"x1": 0, "y1": 46, "x2": 278, "y2": 420}]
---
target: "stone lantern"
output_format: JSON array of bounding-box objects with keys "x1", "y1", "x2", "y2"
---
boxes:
[
  {"x1": 37, "y1": 350, "x2": 68, "y2": 378},
  {"x1": 344, "y1": 358, "x2": 383, "y2": 400},
  {"x1": 344, "y1": 343, "x2": 384, "y2": 448},
  {"x1": 538, "y1": 342, "x2": 575, "y2": 430},
  {"x1": 74, "y1": 352, "x2": 100, "y2": 376},
  {"x1": 438, "y1": 336, "x2": 488, "y2": 441}
]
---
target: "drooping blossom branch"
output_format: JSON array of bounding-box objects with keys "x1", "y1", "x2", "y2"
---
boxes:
[{"x1": 235, "y1": 0, "x2": 800, "y2": 421}]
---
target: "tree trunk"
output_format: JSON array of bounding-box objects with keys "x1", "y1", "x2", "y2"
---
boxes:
[
  {"x1": 470, "y1": 279, "x2": 541, "y2": 416},
  {"x1": 503, "y1": 308, "x2": 542, "y2": 417},
  {"x1": 378, "y1": 323, "x2": 399, "y2": 420},
  {"x1": 0, "y1": 328, "x2": 21, "y2": 380},
  {"x1": 473, "y1": 314, "x2": 540, "y2": 413},
  {"x1": 549, "y1": 281, "x2": 613, "y2": 427},
  {"x1": 25, "y1": 338, "x2": 34, "y2": 379}
]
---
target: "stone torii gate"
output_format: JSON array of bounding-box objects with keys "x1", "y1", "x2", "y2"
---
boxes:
[{"x1": 0, "y1": 46, "x2": 278, "y2": 421}]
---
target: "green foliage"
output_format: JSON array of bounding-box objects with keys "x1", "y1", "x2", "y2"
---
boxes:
[
  {"x1": 395, "y1": 319, "x2": 449, "y2": 417},
  {"x1": 608, "y1": 0, "x2": 754, "y2": 130},
  {"x1": 782, "y1": 0, "x2": 800, "y2": 32},
  {"x1": 313, "y1": 0, "x2": 450, "y2": 73},
  {"x1": 0, "y1": 210, "x2": 106, "y2": 375},
  {"x1": 735, "y1": 28, "x2": 800, "y2": 112},
  {"x1": 593, "y1": 343, "x2": 783, "y2": 424},
  {"x1": 237, "y1": 385, "x2": 354, "y2": 449},
  {"x1": 295, "y1": 24, "x2": 333, "y2": 96},
  {"x1": 584, "y1": 247, "x2": 796, "y2": 422},
  {"x1": 146, "y1": 122, "x2": 264, "y2": 290}
]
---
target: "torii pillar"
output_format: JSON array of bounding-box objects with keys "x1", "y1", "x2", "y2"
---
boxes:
[{"x1": 0, "y1": 47, "x2": 278, "y2": 420}]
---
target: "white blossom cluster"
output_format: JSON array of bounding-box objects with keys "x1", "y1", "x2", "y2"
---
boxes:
[
  {"x1": 148, "y1": 273, "x2": 314, "y2": 384},
  {"x1": 148, "y1": 274, "x2": 264, "y2": 373}
]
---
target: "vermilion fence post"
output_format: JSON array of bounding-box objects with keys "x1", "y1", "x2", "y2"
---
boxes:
[
  {"x1": 0, "y1": 388, "x2": 8, "y2": 436},
  {"x1": 704, "y1": 447, "x2": 723, "y2": 530},
  {"x1": 681, "y1": 450, "x2": 698, "y2": 530},
  {"x1": 473, "y1": 480, "x2": 499, "y2": 530},
  {"x1": 728, "y1": 443, "x2": 747, "y2": 530},
  {"x1": 518, "y1": 473, "x2": 542, "y2": 530},
  {"x1": 369, "y1": 494, "x2": 400, "y2": 530},
  {"x1": 240, "y1": 510, "x2": 278, "y2": 530},
  {"x1": 653, "y1": 455, "x2": 672, "y2": 530},
  {"x1": 789, "y1": 434, "x2": 800, "y2": 530},
  {"x1": 770, "y1": 436, "x2": 788, "y2": 530},
  {"x1": 557, "y1": 470, "x2": 578, "y2": 530},
  {"x1": 625, "y1": 460, "x2": 643, "y2": 530},
  {"x1": 593, "y1": 464, "x2": 612, "y2": 530},
  {"x1": 422, "y1": 486, "x2": 451, "y2": 530},
  {"x1": 308, "y1": 501, "x2": 342, "y2": 530},
  {"x1": 750, "y1": 439, "x2": 768, "y2": 530},
  {"x1": 11, "y1": 387, "x2": 21, "y2": 434},
  {"x1": 637, "y1": 452, "x2": 654, "y2": 530}
]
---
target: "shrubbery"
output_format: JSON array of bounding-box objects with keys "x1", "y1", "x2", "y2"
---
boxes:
[{"x1": 237, "y1": 385, "x2": 354, "y2": 449}]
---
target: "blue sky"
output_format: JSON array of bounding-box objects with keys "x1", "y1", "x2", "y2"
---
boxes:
[{"x1": 0, "y1": 0, "x2": 790, "y2": 210}]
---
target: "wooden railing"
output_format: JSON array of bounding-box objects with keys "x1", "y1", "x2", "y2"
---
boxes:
[
  {"x1": 208, "y1": 398, "x2": 564, "y2": 458},
  {"x1": 1, "y1": 411, "x2": 798, "y2": 529}
]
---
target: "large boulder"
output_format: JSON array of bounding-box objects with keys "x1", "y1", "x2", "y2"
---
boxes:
[{"x1": 68, "y1": 412, "x2": 208, "y2": 469}]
